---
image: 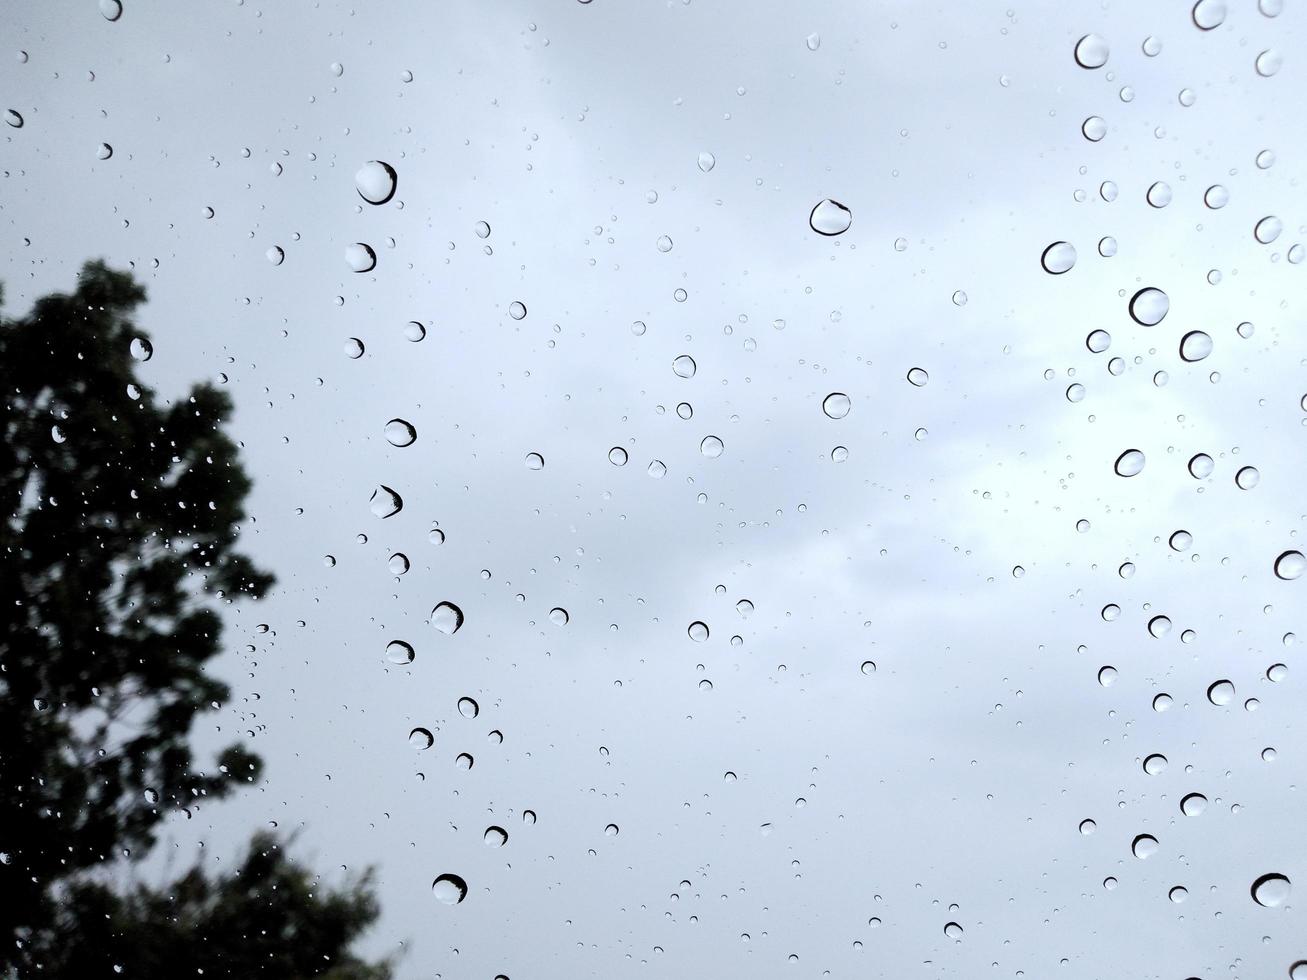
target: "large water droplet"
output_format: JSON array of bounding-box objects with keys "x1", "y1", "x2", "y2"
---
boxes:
[
  {"x1": 688, "y1": 621, "x2": 709, "y2": 642},
  {"x1": 1169, "y1": 886, "x2": 1189, "y2": 904},
  {"x1": 457, "y1": 696, "x2": 479, "y2": 719},
  {"x1": 1143, "y1": 753, "x2": 1169, "y2": 775},
  {"x1": 1235, "y1": 465, "x2": 1260, "y2": 490},
  {"x1": 822, "y1": 392, "x2": 851, "y2": 419},
  {"x1": 1169, "y1": 530, "x2": 1193, "y2": 552},
  {"x1": 431, "y1": 874, "x2": 468, "y2": 905},
  {"x1": 604, "y1": 823, "x2": 619, "y2": 837},
  {"x1": 673, "y1": 354, "x2": 697, "y2": 378},
  {"x1": 1255, "y1": 49, "x2": 1283, "y2": 77},
  {"x1": 129, "y1": 337, "x2": 153, "y2": 362},
  {"x1": 508, "y1": 301, "x2": 527, "y2": 320},
  {"x1": 1082, "y1": 116, "x2": 1107, "y2": 142},
  {"x1": 355, "y1": 161, "x2": 397, "y2": 205},
  {"x1": 1041, "y1": 241, "x2": 1077, "y2": 274},
  {"x1": 1180, "y1": 792, "x2": 1207, "y2": 816},
  {"x1": 1188, "y1": 453, "x2": 1215, "y2": 479},
  {"x1": 809, "y1": 199, "x2": 852, "y2": 236},
  {"x1": 1274, "y1": 550, "x2": 1305, "y2": 580},
  {"x1": 386, "y1": 640, "x2": 415, "y2": 665},
  {"x1": 1074, "y1": 34, "x2": 1111, "y2": 69},
  {"x1": 4, "y1": 109, "x2": 23, "y2": 128},
  {"x1": 700, "y1": 436, "x2": 724, "y2": 458},
  {"x1": 1086, "y1": 330, "x2": 1111, "y2": 353},
  {"x1": 484, "y1": 826, "x2": 507, "y2": 847},
  {"x1": 943, "y1": 922, "x2": 964, "y2": 940},
  {"x1": 1132, "y1": 834, "x2": 1159, "y2": 859},
  {"x1": 99, "y1": 0, "x2": 124, "y2": 19},
  {"x1": 369, "y1": 485, "x2": 403, "y2": 518},
  {"x1": 608, "y1": 446, "x2": 628, "y2": 466},
  {"x1": 1129, "y1": 288, "x2": 1170, "y2": 326},
  {"x1": 345, "y1": 243, "x2": 376, "y2": 273},
  {"x1": 384, "y1": 418, "x2": 417, "y2": 447},
  {"x1": 431, "y1": 602, "x2": 465, "y2": 635},
  {"x1": 1146, "y1": 181, "x2": 1172, "y2": 208},
  {"x1": 409, "y1": 727, "x2": 434, "y2": 750},
  {"x1": 1114, "y1": 449, "x2": 1146, "y2": 477},
  {"x1": 549, "y1": 607, "x2": 569, "y2": 626},
  {"x1": 1206, "y1": 679, "x2": 1235, "y2": 705},
  {"x1": 1251, "y1": 873, "x2": 1292, "y2": 907},
  {"x1": 525, "y1": 452, "x2": 545, "y2": 470},
  {"x1": 1255, "y1": 215, "x2": 1283, "y2": 244},
  {"x1": 907, "y1": 367, "x2": 929, "y2": 387}
]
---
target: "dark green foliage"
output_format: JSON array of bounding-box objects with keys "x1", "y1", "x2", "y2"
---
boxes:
[{"x1": 0, "y1": 263, "x2": 388, "y2": 978}]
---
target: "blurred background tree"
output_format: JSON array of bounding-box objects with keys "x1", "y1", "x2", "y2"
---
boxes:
[{"x1": 0, "y1": 263, "x2": 390, "y2": 978}]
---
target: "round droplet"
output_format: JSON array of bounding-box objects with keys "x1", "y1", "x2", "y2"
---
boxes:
[
  {"x1": 409, "y1": 727, "x2": 434, "y2": 750},
  {"x1": 1086, "y1": 330, "x2": 1111, "y2": 353},
  {"x1": 1169, "y1": 886, "x2": 1189, "y2": 904},
  {"x1": 404, "y1": 321, "x2": 426, "y2": 342},
  {"x1": 700, "y1": 435, "x2": 724, "y2": 458},
  {"x1": 1132, "y1": 834, "x2": 1159, "y2": 859},
  {"x1": 697, "y1": 151, "x2": 716, "y2": 173},
  {"x1": 129, "y1": 336, "x2": 153, "y2": 361},
  {"x1": 1101, "y1": 604, "x2": 1121, "y2": 622},
  {"x1": 483, "y1": 826, "x2": 507, "y2": 847},
  {"x1": 1179, "y1": 331, "x2": 1213, "y2": 362},
  {"x1": 1204, "y1": 185, "x2": 1230, "y2": 209},
  {"x1": 1207, "y1": 679, "x2": 1235, "y2": 705},
  {"x1": 1074, "y1": 34, "x2": 1110, "y2": 69},
  {"x1": 1268, "y1": 663, "x2": 1288, "y2": 682},
  {"x1": 860, "y1": 660, "x2": 877, "y2": 675},
  {"x1": 474, "y1": 220, "x2": 491, "y2": 239},
  {"x1": 1119, "y1": 562, "x2": 1136, "y2": 579},
  {"x1": 1148, "y1": 615, "x2": 1173, "y2": 638},
  {"x1": 388, "y1": 553, "x2": 410, "y2": 575},
  {"x1": 355, "y1": 161, "x2": 397, "y2": 205},
  {"x1": 369, "y1": 485, "x2": 402, "y2": 519},
  {"x1": 655, "y1": 235, "x2": 673, "y2": 253},
  {"x1": 1142, "y1": 35, "x2": 1162, "y2": 56},
  {"x1": 1082, "y1": 116, "x2": 1107, "y2": 142},
  {"x1": 431, "y1": 602, "x2": 465, "y2": 635},
  {"x1": 1154, "y1": 693, "x2": 1175, "y2": 713},
  {"x1": 1251, "y1": 873, "x2": 1292, "y2": 908},
  {"x1": 1041, "y1": 241, "x2": 1077, "y2": 274},
  {"x1": 943, "y1": 922, "x2": 964, "y2": 940},
  {"x1": 1080, "y1": 818, "x2": 1097, "y2": 835},
  {"x1": 604, "y1": 823, "x2": 619, "y2": 837},
  {"x1": 5, "y1": 109, "x2": 23, "y2": 128},
  {"x1": 608, "y1": 446, "x2": 628, "y2": 466},
  {"x1": 458, "y1": 696, "x2": 479, "y2": 719},
  {"x1": 454, "y1": 752, "x2": 474, "y2": 770},
  {"x1": 1066, "y1": 383, "x2": 1086, "y2": 403},
  {"x1": 688, "y1": 621, "x2": 709, "y2": 642},
  {"x1": 1274, "y1": 550, "x2": 1305, "y2": 580},
  {"x1": 386, "y1": 640, "x2": 415, "y2": 665},
  {"x1": 1098, "y1": 236, "x2": 1118, "y2": 258},
  {"x1": 1100, "y1": 180, "x2": 1119, "y2": 202},
  {"x1": 1129, "y1": 288, "x2": 1170, "y2": 326},
  {"x1": 1255, "y1": 49, "x2": 1283, "y2": 77},
  {"x1": 1255, "y1": 216, "x2": 1283, "y2": 244},
  {"x1": 822, "y1": 392, "x2": 851, "y2": 419},
  {"x1": 1188, "y1": 454, "x2": 1214, "y2": 479},
  {"x1": 265, "y1": 245, "x2": 285, "y2": 266},
  {"x1": 1192, "y1": 0, "x2": 1228, "y2": 30},
  {"x1": 1170, "y1": 530, "x2": 1194, "y2": 552},
  {"x1": 1143, "y1": 753, "x2": 1169, "y2": 775},
  {"x1": 805, "y1": 32, "x2": 821, "y2": 51},
  {"x1": 1114, "y1": 449, "x2": 1146, "y2": 477},
  {"x1": 549, "y1": 607, "x2": 569, "y2": 626},
  {"x1": 1146, "y1": 182, "x2": 1172, "y2": 208},
  {"x1": 1291, "y1": 963, "x2": 1307, "y2": 980},
  {"x1": 647, "y1": 459, "x2": 667, "y2": 478},
  {"x1": 345, "y1": 338, "x2": 365, "y2": 359},
  {"x1": 1180, "y1": 792, "x2": 1207, "y2": 816},
  {"x1": 1235, "y1": 465, "x2": 1260, "y2": 490},
  {"x1": 345, "y1": 243, "x2": 377, "y2": 273},
  {"x1": 809, "y1": 199, "x2": 852, "y2": 236},
  {"x1": 431, "y1": 874, "x2": 468, "y2": 905},
  {"x1": 1098, "y1": 665, "x2": 1117, "y2": 687},
  {"x1": 906, "y1": 367, "x2": 929, "y2": 387},
  {"x1": 831, "y1": 445, "x2": 849, "y2": 462},
  {"x1": 1104, "y1": 876, "x2": 1119, "y2": 891},
  {"x1": 525, "y1": 452, "x2": 545, "y2": 470},
  {"x1": 673, "y1": 354, "x2": 697, "y2": 378},
  {"x1": 99, "y1": 0, "x2": 123, "y2": 20},
  {"x1": 384, "y1": 418, "x2": 417, "y2": 447}
]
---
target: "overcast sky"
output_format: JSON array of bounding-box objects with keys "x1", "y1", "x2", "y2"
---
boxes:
[{"x1": 3, "y1": 0, "x2": 1306, "y2": 977}]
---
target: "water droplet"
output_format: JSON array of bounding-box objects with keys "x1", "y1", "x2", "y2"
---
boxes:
[
  {"x1": 1104, "y1": 876, "x2": 1119, "y2": 890},
  {"x1": 386, "y1": 640, "x2": 415, "y2": 665},
  {"x1": 831, "y1": 446, "x2": 849, "y2": 462},
  {"x1": 647, "y1": 459, "x2": 667, "y2": 478},
  {"x1": 943, "y1": 922, "x2": 964, "y2": 940},
  {"x1": 1169, "y1": 886, "x2": 1189, "y2": 904},
  {"x1": 1235, "y1": 465, "x2": 1260, "y2": 490},
  {"x1": 1192, "y1": 0, "x2": 1228, "y2": 30},
  {"x1": 1074, "y1": 34, "x2": 1110, "y2": 69},
  {"x1": 688, "y1": 621, "x2": 709, "y2": 642},
  {"x1": 809, "y1": 199, "x2": 852, "y2": 236},
  {"x1": 1132, "y1": 834, "x2": 1159, "y2": 859},
  {"x1": 431, "y1": 874, "x2": 468, "y2": 904},
  {"x1": 387, "y1": 553, "x2": 409, "y2": 576},
  {"x1": 474, "y1": 220, "x2": 491, "y2": 239},
  {"x1": 1274, "y1": 550, "x2": 1305, "y2": 580},
  {"x1": 700, "y1": 435, "x2": 724, "y2": 458},
  {"x1": 369, "y1": 485, "x2": 403, "y2": 518},
  {"x1": 383, "y1": 418, "x2": 417, "y2": 447},
  {"x1": 1129, "y1": 288, "x2": 1170, "y2": 326},
  {"x1": 99, "y1": 0, "x2": 124, "y2": 18},
  {"x1": 455, "y1": 752, "x2": 474, "y2": 770},
  {"x1": 457, "y1": 697, "x2": 479, "y2": 719},
  {"x1": 431, "y1": 602, "x2": 465, "y2": 635},
  {"x1": 1142, "y1": 36, "x2": 1163, "y2": 56},
  {"x1": 822, "y1": 392, "x2": 851, "y2": 419},
  {"x1": 345, "y1": 243, "x2": 377, "y2": 273},
  {"x1": 1154, "y1": 693, "x2": 1175, "y2": 713},
  {"x1": 1114, "y1": 449, "x2": 1146, "y2": 477},
  {"x1": 673, "y1": 354, "x2": 697, "y2": 378},
  {"x1": 549, "y1": 607, "x2": 569, "y2": 626},
  {"x1": 1080, "y1": 818, "x2": 1097, "y2": 835},
  {"x1": 1291, "y1": 962, "x2": 1307, "y2": 980},
  {"x1": 697, "y1": 151, "x2": 716, "y2": 173},
  {"x1": 1252, "y1": 873, "x2": 1292, "y2": 907},
  {"x1": 1082, "y1": 116, "x2": 1107, "y2": 142},
  {"x1": 1268, "y1": 663, "x2": 1289, "y2": 682},
  {"x1": 1098, "y1": 236, "x2": 1118, "y2": 257},
  {"x1": 1098, "y1": 666, "x2": 1117, "y2": 687},
  {"x1": 1086, "y1": 330, "x2": 1112, "y2": 353},
  {"x1": 484, "y1": 826, "x2": 507, "y2": 847},
  {"x1": 1180, "y1": 792, "x2": 1207, "y2": 816},
  {"x1": 806, "y1": 32, "x2": 821, "y2": 51},
  {"x1": 1207, "y1": 679, "x2": 1235, "y2": 705},
  {"x1": 1170, "y1": 530, "x2": 1193, "y2": 552},
  {"x1": 1143, "y1": 753, "x2": 1169, "y2": 775},
  {"x1": 608, "y1": 446, "x2": 628, "y2": 466},
  {"x1": 1041, "y1": 241, "x2": 1077, "y2": 274},
  {"x1": 1179, "y1": 331, "x2": 1213, "y2": 362},
  {"x1": 952, "y1": 290, "x2": 968, "y2": 306},
  {"x1": 907, "y1": 367, "x2": 929, "y2": 387},
  {"x1": 508, "y1": 301, "x2": 527, "y2": 320},
  {"x1": 4, "y1": 109, "x2": 23, "y2": 128},
  {"x1": 1188, "y1": 453, "x2": 1214, "y2": 479},
  {"x1": 344, "y1": 338, "x2": 365, "y2": 359},
  {"x1": 403, "y1": 321, "x2": 426, "y2": 342},
  {"x1": 1255, "y1": 216, "x2": 1283, "y2": 244},
  {"x1": 129, "y1": 337, "x2": 153, "y2": 362},
  {"x1": 1146, "y1": 181, "x2": 1172, "y2": 208},
  {"x1": 655, "y1": 235, "x2": 673, "y2": 253},
  {"x1": 604, "y1": 823, "x2": 619, "y2": 837},
  {"x1": 265, "y1": 245, "x2": 285, "y2": 266},
  {"x1": 1101, "y1": 604, "x2": 1121, "y2": 622},
  {"x1": 1100, "y1": 180, "x2": 1119, "y2": 202},
  {"x1": 1204, "y1": 185, "x2": 1230, "y2": 209},
  {"x1": 409, "y1": 727, "x2": 434, "y2": 750},
  {"x1": 522, "y1": 810, "x2": 537, "y2": 825},
  {"x1": 1255, "y1": 49, "x2": 1283, "y2": 77},
  {"x1": 1147, "y1": 615, "x2": 1174, "y2": 638},
  {"x1": 525, "y1": 452, "x2": 545, "y2": 470},
  {"x1": 355, "y1": 161, "x2": 397, "y2": 205}
]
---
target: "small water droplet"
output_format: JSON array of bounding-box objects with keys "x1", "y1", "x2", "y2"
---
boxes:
[
  {"x1": 1235, "y1": 465, "x2": 1260, "y2": 490},
  {"x1": 484, "y1": 826, "x2": 507, "y2": 847},
  {"x1": 99, "y1": 0, "x2": 123, "y2": 21},
  {"x1": 525, "y1": 452, "x2": 545, "y2": 470},
  {"x1": 369, "y1": 485, "x2": 403, "y2": 518},
  {"x1": 409, "y1": 727, "x2": 434, "y2": 750},
  {"x1": 700, "y1": 435, "x2": 724, "y2": 458},
  {"x1": 549, "y1": 607, "x2": 569, "y2": 626},
  {"x1": 1114, "y1": 449, "x2": 1146, "y2": 477},
  {"x1": 431, "y1": 874, "x2": 468, "y2": 904},
  {"x1": 1041, "y1": 241, "x2": 1077, "y2": 274},
  {"x1": 1129, "y1": 288, "x2": 1170, "y2": 326},
  {"x1": 809, "y1": 199, "x2": 852, "y2": 236},
  {"x1": 431, "y1": 602, "x2": 465, "y2": 635},
  {"x1": 345, "y1": 243, "x2": 377, "y2": 273},
  {"x1": 822, "y1": 392, "x2": 851, "y2": 419},
  {"x1": 697, "y1": 151, "x2": 716, "y2": 173},
  {"x1": 688, "y1": 621, "x2": 709, "y2": 642},
  {"x1": 1179, "y1": 331, "x2": 1213, "y2": 362},
  {"x1": 384, "y1": 418, "x2": 417, "y2": 447},
  {"x1": 1192, "y1": 0, "x2": 1228, "y2": 30},
  {"x1": 354, "y1": 161, "x2": 397, "y2": 205},
  {"x1": 386, "y1": 640, "x2": 415, "y2": 665},
  {"x1": 1255, "y1": 216, "x2": 1283, "y2": 244},
  {"x1": 1132, "y1": 834, "x2": 1159, "y2": 859}
]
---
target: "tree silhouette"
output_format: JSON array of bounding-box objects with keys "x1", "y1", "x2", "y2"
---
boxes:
[{"x1": 0, "y1": 263, "x2": 389, "y2": 978}]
